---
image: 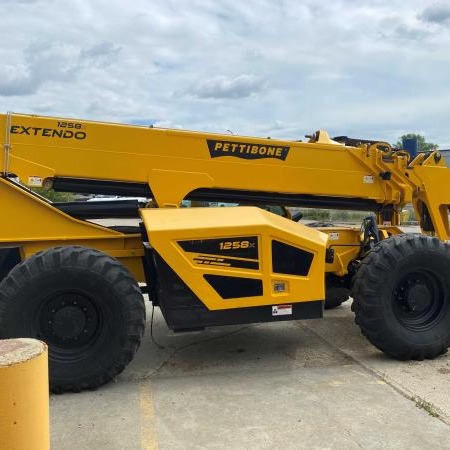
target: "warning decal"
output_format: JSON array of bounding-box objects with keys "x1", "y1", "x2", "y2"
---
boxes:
[{"x1": 272, "y1": 304, "x2": 293, "y2": 316}]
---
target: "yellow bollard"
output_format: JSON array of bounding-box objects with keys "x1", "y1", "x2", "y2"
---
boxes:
[{"x1": 0, "y1": 338, "x2": 50, "y2": 450}]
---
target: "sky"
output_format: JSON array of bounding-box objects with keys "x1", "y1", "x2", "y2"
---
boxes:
[{"x1": 1, "y1": 0, "x2": 450, "y2": 147}]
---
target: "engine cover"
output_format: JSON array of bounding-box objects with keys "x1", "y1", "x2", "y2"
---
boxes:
[{"x1": 140, "y1": 206, "x2": 328, "y2": 317}]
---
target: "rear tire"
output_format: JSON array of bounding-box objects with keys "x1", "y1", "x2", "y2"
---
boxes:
[
  {"x1": 0, "y1": 246, "x2": 146, "y2": 392},
  {"x1": 352, "y1": 234, "x2": 450, "y2": 360},
  {"x1": 324, "y1": 287, "x2": 349, "y2": 310},
  {"x1": 324, "y1": 275, "x2": 350, "y2": 310}
]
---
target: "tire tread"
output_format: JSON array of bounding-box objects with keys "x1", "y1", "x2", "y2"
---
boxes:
[
  {"x1": 352, "y1": 234, "x2": 450, "y2": 360},
  {"x1": 0, "y1": 246, "x2": 146, "y2": 393}
]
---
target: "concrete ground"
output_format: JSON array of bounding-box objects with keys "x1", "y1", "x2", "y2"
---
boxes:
[{"x1": 51, "y1": 302, "x2": 450, "y2": 450}]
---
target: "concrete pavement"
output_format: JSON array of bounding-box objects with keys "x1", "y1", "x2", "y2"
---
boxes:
[{"x1": 51, "y1": 302, "x2": 450, "y2": 449}]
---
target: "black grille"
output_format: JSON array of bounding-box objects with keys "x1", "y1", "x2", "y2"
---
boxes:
[{"x1": 272, "y1": 240, "x2": 313, "y2": 276}]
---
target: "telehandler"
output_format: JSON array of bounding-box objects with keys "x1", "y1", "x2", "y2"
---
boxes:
[{"x1": 1, "y1": 112, "x2": 450, "y2": 392}]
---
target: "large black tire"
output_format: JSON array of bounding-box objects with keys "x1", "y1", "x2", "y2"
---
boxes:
[
  {"x1": 324, "y1": 274, "x2": 350, "y2": 310},
  {"x1": 0, "y1": 246, "x2": 146, "y2": 393},
  {"x1": 324, "y1": 287, "x2": 349, "y2": 310},
  {"x1": 352, "y1": 234, "x2": 450, "y2": 360}
]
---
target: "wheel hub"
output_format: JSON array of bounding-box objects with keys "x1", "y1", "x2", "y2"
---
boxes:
[
  {"x1": 406, "y1": 284, "x2": 432, "y2": 312},
  {"x1": 40, "y1": 292, "x2": 99, "y2": 348},
  {"x1": 393, "y1": 271, "x2": 444, "y2": 331},
  {"x1": 52, "y1": 306, "x2": 86, "y2": 339}
]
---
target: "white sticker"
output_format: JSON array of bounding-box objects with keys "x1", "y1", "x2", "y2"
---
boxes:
[
  {"x1": 28, "y1": 176, "x2": 43, "y2": 187},
  {"x1": 328, "y1": 232, "x2": 339, "y2": 240},
  {"x1": 383, "y1": 221, "x2": 391, "y2": 226},
  {"x1": 363, "y1": 175, "x2": 374, "y2": 184},
  {"x1": 272, "y1": 305, "x2": 292, "y2": 316}
]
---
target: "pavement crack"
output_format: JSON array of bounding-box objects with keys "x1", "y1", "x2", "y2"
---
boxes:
[
  {"x1": 344, "y1": 428, "x2": 363, "y2": 449},
  {"x1": 136, "y1": 325, "x2": 254, "y2": 380},
  {"x1": 300, "y1": 321, "x2": 450, "y2": 427}
]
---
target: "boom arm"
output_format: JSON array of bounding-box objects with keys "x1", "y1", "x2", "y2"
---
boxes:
[{"x1": 1, "y1": 112, "x2": 450, "y2": 239}]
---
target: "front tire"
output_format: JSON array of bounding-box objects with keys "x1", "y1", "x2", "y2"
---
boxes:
[
  {"x1": 0, "y1": 246, "x2": 146, "y2": 392},
  {"x1": 352, "y1": 234, "x2": 450, "y2": 360}
]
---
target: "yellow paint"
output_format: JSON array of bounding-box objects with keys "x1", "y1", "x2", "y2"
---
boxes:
[
  {"x1": 139, "y1": 381, "x2": 158, "y2": 450},
  {"x1": 318, "y1": 227, "x2": 361, "y2": 276},
  {"x1": 0, "y1": 177, "x2": 145, "y2": 282},
  {"x1": 140, "y1": 206, "x2": 328, "y2": 309},
  {"x1": 0, "y1": 339, "x2": 49, "y2": 450}
]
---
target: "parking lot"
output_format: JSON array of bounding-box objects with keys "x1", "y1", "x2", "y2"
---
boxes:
[{"x1": 51, "y1": 300, "x2": 450, "y2": 449}]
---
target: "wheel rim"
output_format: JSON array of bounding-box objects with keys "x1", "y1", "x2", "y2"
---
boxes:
[
  {"x1": 392, "y1": 270, "x2": 445, "y2": 331},
  {"x1": 37, "y1": 290, "x2": 102, "y2": 352}
]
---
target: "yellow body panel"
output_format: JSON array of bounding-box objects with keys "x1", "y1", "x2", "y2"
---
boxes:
[
  {"x1": 319, "y1": 227, "x2": 361, "y2": 276},
  {"x1": 0, "y1": 177, "x2": 145, "y2": 281},
  {"x1": 140, "y1": 207, "x2": 327, "y2": 309},
  {"x1": 318, "y1": 225, "x2": 404, "y2": 275}
]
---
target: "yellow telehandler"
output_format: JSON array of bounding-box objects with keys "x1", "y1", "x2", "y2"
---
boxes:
[{"x1": 1, "y1": 112, "x2": 450, "y2": 392}]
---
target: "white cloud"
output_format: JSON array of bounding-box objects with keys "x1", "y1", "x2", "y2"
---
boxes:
[
  {"x1": 187, "y1": 74, "x2": 265, "y2": 99},
  {"x1": 0, "y1": 63, "x2": 34, "y2": 96},
  {"x1": 0, "y1": 0, "x2": 449, "y2": 147},
  {"x1": 80, "y1": 42, "x2": 122, "y2": 68}
]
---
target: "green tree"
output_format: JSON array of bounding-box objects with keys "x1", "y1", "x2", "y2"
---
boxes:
[
  {"x1": 396, "y1": 134, "x2": 438, "y2": 152},
  {"x1": 31, "y1": 188, "x2": 74, "y2": 202}
]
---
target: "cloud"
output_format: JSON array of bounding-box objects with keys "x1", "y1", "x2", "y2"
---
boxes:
[
  {"x1": 0, "y1": 0, "x2": 450, "y2": 148},
  {"x1": 0, "y1": 64, "x2": 34, "y2": 96},
  {"x1": 419, "y1": 3, "x2": 450, "y2": 24},
  {"x1": 188, "y1": 74, "x2": 265, "y2": 99},
  {"x1": 1, "y1": 0, "x2": 40, "y2": 3},
  {"x1": 391, "y1": 24, "x2": 430, "y2": 41},
  {"x1": 0, "y1": 40, "x2": 121, "y2": 97},
  {"x1": 0, "y1": 41, "x2": 82, "y2": 96},
  {"x1": 80, "y1": 42, "x2": 122, "y2": 68}
]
